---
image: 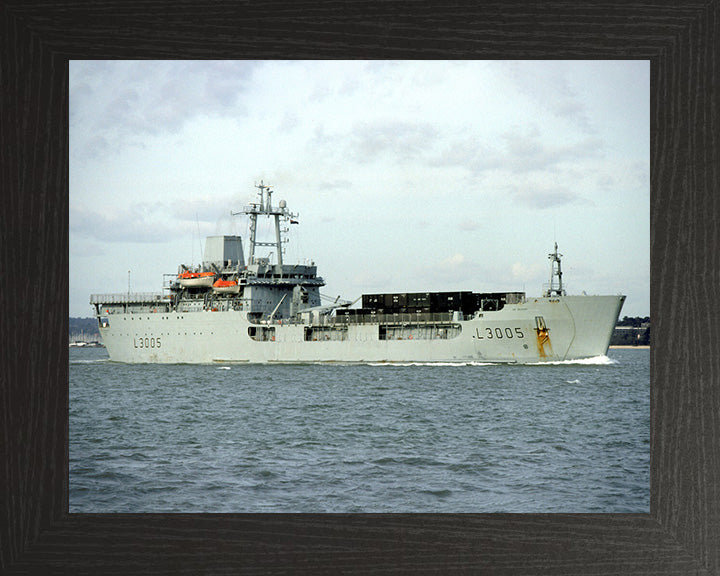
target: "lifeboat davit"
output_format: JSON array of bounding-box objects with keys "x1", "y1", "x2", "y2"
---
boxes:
[
  {"x1": 178, "y1": 271, "x2": 216, "y2": 288},
  {"x1": 212, "y1": 279, "x2": 240, "y2": 294}
]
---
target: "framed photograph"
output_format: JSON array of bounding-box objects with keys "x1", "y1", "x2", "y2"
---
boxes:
[
  {"x1": 68, "y1": 59, "x2": 649, "y2": 517},
  {"x1": 2, "y1": 2, "x2": 717, "y2": 574}
]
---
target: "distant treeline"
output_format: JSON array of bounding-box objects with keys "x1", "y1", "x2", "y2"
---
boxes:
[
  {"x1": 70, "y1": 317, "x2": 100, "y2": 337},
  {"x1": 70, "y1": 315, "x2": 650, "y2": 346},
  {"x1": 611, "y1": 316, "x2": 650, "y2": 346},
  {"x1": 616, "y1": 316, "x2": 650, "y2": 327}
]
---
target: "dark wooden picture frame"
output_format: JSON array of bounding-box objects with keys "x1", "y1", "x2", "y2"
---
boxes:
[{"x1": 2, "y1": 2, "x2": 718, "y2": 574}]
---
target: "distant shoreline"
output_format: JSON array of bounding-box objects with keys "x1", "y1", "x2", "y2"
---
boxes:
[{"x1": 609, "y1": 345, "x2": 650, "y2": 349}]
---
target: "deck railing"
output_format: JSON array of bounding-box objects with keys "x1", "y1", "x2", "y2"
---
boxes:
[{"x1": 90, "y1": 293, "x2": 167, "y2": 305}]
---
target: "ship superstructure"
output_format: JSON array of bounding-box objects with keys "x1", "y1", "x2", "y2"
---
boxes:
[
  {"x1": 91, "y1": 182, "x2": 625, "y2": 364},
  {"x1": 170, "y1": 181, "x2": 324, "y2": 321}
]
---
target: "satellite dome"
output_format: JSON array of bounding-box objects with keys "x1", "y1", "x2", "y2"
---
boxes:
[{"x1": 279, "y1": 199, "x2": 287, "y2": 208}]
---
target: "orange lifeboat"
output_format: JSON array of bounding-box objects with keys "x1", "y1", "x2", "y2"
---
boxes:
[
  {"x1": 212, "y1": 278, "x2": 240, "y2": 294},
  {"x1": 177, "y1": 271, "x2": 216, "y2": 288}
]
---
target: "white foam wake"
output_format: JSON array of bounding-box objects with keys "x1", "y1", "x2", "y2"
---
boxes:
[
  {"x1": 369, "y1": 361, "x2": 495, "y2": 367},
  {"x1": 529, "y1": 355, "x2": 616, "y2": 366},
  {"x1": 369, "y1": 356, "x2": 616, "y2": 367}
]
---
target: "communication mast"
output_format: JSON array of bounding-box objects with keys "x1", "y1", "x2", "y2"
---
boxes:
[
  {"x1": 544, "y1": 242, "x2": 565, "y2": 297},
  {"x1": 233, "y1": 181, "x2": 297, "y2": 266}
]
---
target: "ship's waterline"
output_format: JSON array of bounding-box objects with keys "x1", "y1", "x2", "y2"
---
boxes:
[{"x1": 91, "y1": 181, "x2": 625, "y2": 364}]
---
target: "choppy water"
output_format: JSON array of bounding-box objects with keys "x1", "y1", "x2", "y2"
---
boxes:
[{"x1": 69, "y1": 347, "x2": 649, "y2": 512}]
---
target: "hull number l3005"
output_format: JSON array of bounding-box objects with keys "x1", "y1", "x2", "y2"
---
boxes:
[
  {"x1": 134, "y1": 336, "x2": 161, "y2": 349},
  {"x1": 474, "y1": 327, "x2": 525, "y2": 340}
]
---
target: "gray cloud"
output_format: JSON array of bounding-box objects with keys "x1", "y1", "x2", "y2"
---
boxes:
[
  {"x1": 71, "y1": 61, "x2": 259, "y2": 157},
  {"x1": 429, "y1": 137, "x2": 503, "y2": 174},
  {"x1": 69, "y1": 81, "x2": 93, "y2": 123},
  {"x1": 167, "y1": 196, "x2": 237, "y2": 224},
  {"x1": 501, "y1": 129, "x2": 603, "y2": 174},
  {"x1": 510, "y1": 185, "x2": 586, "y2": 209},
  {"x1": 505, "y1": 62, "x2": 597, "y2": 135},
  {"x1": 350, "y1": 121, "x2": 439, "y2": 163},
  {"x1": 71, "y1": 203, "x2": 177, "y2": 244},
  {"x1": 458, "y1": 219, "x2": 481, "y2": 231},
  {"x1": 425, "y1": 128, "x2": 602, "y2": 181},
  {"x1": 312, "y1": 115, "x2": 601, "y2": 181},
  {"x1": 315, "y1": 179, "x2": 353, "y2": 193}
]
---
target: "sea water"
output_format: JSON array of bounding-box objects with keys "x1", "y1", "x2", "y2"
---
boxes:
[{"x1": 69, "y1": 347, "x2": 649, "y2": 512}]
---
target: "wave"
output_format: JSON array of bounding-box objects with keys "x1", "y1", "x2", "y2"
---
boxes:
[
  {"x1": 369, "y1": 361, "x2": 495, "y2": 367},
  {"x1": 529, "y1": 355, "x2": 617, "y2": 366},
  {"x1": 369, "y1": 356, "x2": 616, "y2": 367}
]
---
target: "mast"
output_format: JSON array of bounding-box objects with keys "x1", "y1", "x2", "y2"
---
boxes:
[
  {"x1": 233, "y1": 181, "x2": 296, "y2": 266},
  {"x1": 545, "y1": 242, "x2": 565, "y2": 297}
]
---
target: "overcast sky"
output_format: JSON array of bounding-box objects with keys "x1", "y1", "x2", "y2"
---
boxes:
[{"x1": 70, "y1": 60, "x2": 649, "y2": 318}]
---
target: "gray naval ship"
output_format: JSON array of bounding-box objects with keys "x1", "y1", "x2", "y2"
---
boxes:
[{"x1": 91, "y1": 181, "x2": 625, "y2": 364}]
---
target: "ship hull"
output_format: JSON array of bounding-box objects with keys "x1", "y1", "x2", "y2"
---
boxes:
[{"x1": 97, "y1": 294, "x2": 625, "y2": 364}]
